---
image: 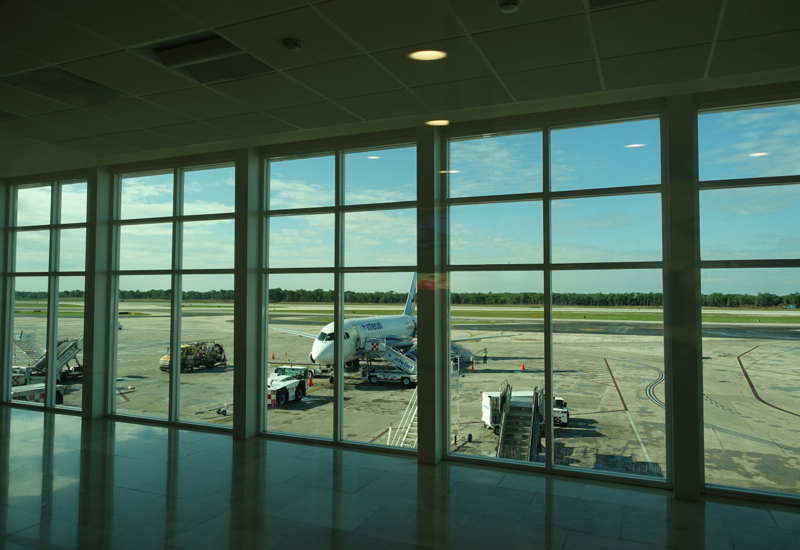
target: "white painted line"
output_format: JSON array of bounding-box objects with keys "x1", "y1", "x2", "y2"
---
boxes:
[{"x1": 625, "y1": 410, "x2": 652, "y2": 464}]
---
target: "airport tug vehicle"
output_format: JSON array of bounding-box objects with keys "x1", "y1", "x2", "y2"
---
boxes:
[
  {"x1": 159, "y1": 341, "x2": 227, "y2": 372},
  {"x1": 267, "y1": 366, "x2": 312, "y2": 407}
]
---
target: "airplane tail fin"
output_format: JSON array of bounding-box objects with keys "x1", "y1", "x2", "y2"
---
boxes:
[{"x1": 404, "y1": 273, "x2": 417, "y2": 316}]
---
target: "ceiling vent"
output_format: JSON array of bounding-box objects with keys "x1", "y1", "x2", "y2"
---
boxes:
[
  {"x1": 155, "y1": 34, "x2": 273, "y2": 84},
  {"x1": 0, "y1": 68, "x2": 128, "y2": 106}
]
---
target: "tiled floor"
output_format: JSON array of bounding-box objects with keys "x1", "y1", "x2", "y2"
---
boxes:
[{"x1": 2, "y1": 407, "x2": 799, "y2": 549}]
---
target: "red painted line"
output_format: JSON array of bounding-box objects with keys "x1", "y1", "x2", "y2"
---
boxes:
[
  {"x1": 737, "y1": 346, "x2": 800, "y2": 418},
  {"x1": 369, "y1": 428, "x2": 389, "y2": 443},
  {"x1": 604, "y1": 358, "x2": 628, "y2": 411}
]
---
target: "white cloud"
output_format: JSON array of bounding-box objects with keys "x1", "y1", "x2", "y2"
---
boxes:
[{"x1": 269, "y1": 178, "x2": 333, "y2": 209}]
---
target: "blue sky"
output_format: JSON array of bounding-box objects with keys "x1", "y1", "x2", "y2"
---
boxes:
[{"x1": 12, "y1": 106, "x2": 799, "y2": 296}]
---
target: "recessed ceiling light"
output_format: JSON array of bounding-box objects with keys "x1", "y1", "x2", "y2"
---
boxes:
[
  {"x1": 439, "y1": 170, "x2": 460, "y2": 174},
  {"x1": 408, "y1": 50, "x2": 447, "y2": 61},
  {"x1": 624, "y1": 144, "x2": 646, "y2": 148},
  {"x1": 749, "y1": 152, "x2": 769, "y2": 157},
  {"x1": 367, "y1": 156, "x2": 380, "y2": 159},
  {"x1": 425, "y1": 120, "x2": 450, "y2": 126}
]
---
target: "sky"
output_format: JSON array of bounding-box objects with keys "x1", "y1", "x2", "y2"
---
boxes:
[{"x1": 11, "y1": 106, "x2": 800, "y2": 296}]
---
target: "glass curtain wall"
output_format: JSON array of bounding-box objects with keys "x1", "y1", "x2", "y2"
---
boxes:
[
  {"x1": 699, "y1": 103, "x2": 800, "y2": 496},
  {"x1": 447, "y1": 119, "x2": 666, "y2": 482},
  {"x1": 113, "y1": 166, "x2": 235, "y2": 425},
  {"x1": 9, "y1": 181, "x2": 87, "y2": 410}
]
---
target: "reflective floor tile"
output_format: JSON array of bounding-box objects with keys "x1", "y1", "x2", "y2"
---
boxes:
[
  {"x1": 270, "y1": 488, "x2": 389, "y2": 531},
  {"x1": 522, "y1": 493, "x2": 625, "y2": 539}
]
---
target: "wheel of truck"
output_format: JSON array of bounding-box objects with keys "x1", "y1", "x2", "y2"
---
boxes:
[
  {"x1": 493, "y1": 426, "x2": 501, "y2": 436},
  {"x1": 401, "y1": 377, "x2": 411, "y2": 387},
  {"x1": 55, "y1": 391, "x2": 63, "y2": 405},
  {"x1": 369, "y1": 375, "x2": 379, "y2": 385},
  {"x1": 276, "y1": 389, "x2": 288, "y2": 407},
  {"x1": 295, "y1": 386, "x2": 304, "y2": 402},
  {"x1": 329, "y1": 376, "x2": 334, "y2": 384}
]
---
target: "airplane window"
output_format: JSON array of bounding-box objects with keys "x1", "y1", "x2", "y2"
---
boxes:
[
  {"x1": 325, "y1": 333, "x2": 335, "y2": 342},
  {"x1": 344, "y1": 332, "x2": 350, "y2": 339},
  {"x1": 316, "y1": 332, "x2": 326, "y2": 341}
]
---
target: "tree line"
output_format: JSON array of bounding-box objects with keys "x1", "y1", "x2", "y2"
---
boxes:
[{"x1": 13, "y1": 289, "x2": 800, "y2": 308}]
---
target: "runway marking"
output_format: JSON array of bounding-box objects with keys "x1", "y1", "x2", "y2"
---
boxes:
[
  {"x1": 604, "y1": 358, "x2": 628, "y2": 411},
  {"x1": 737, "y1": 346, "x2": 800, "y2": 418}
]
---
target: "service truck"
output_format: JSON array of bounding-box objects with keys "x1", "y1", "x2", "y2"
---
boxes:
[
  {"x1": 11, "y1": 382, "x2": 65, "y2": 405},
  {"x1": 159, "y1": 341, "x2": 226, "y2": 372},
  {"x1": 481, "y1": 391, "x2": 569, "y2": 435},
  {"x1": 266, "y1": 366, "x2": 311, "y2": 407}
]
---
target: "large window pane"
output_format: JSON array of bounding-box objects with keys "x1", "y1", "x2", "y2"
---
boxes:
[
  {"x1": 344, "y1": 145, "x2": 416, "y2": 205},
  {"x1": 183, "y1": 166, "x2": 235, "y2": 215},
  {"x1": 702, "y1": 268, "x2": 800, "y2": 496},
  {"x1": 449, "y1": 132, "x2": 543, "y2": 198},
  {"x1": 344, "y1": 209, "x2": 416, "y2": 267},
  {"x1": 10, "y1": 277, "x2": 48, "y2": 407},
  {"x1": 180, "y1": 275, "x2": 233, "y2": 427},
  {"x1": 450, "y1": 202, "x2": 543, "y2": 265},
  {"x1": 116, "y1": 275, "x2": 172, "y2": 419},
  {"x1": 449, "y1": 271, "x2": 545, "y2": 463},
  {"x1": 343, "y1": 272, "x2": 418, "y2": 449},
  {"x1": 551, "y1": 119, "x2": 660, "y2": 192},
  {"x1": 56, "y1": 276, "x2": 85, "y2": 410},
  {"x1": 59, "y1": 228, "x2": 86, "y2": 272},
  {"x1": 120, "y1": 172, "x2": 173, "y2": 220},
  {"x1": 700, "y1": 185, "x2": 800, "y2": 260},
  {"x1": 15, "y1": 230, "x2": 50, "y2": 272},
  {"x1": 16, "y1": 185, "x2": 51, "y2": 227},
  {"x1": 265, "y1": 273, "x2": 334, "y2": 439},
  {"x1": 268, "y1": 214, "x2": 334, "y2": 268},
  {"x1": 699, "y1": 103, "x2": 800, "y2": 181},
  {"x1": 553, "y1": 269, "x2": 665, "y2": 479},
  {"x1": 60, "y1": 182, "x2": 87, "y2": 224},
  {"x1": 269, "y1": 155, "x2": 334, "y2": 210},
  {"x1": 551, "y1": 194, "x2": 662, "y2": 263},
  {"x1": 183, "y1": 220, "x2": 234, "y2": 270},
  {"x1": 119, "y1": 224, "x2": 172, "y2": 271}
]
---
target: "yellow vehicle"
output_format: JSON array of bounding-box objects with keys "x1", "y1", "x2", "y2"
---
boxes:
[{"x1": 159, "y1": 342, "x2": 226, "y2": 372}]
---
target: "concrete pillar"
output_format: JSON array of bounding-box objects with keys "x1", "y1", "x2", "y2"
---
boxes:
[
  {"x1": 233, "y1": 148, "x2": 262, "y2": 439},
  {"x1": 83, "y1": 167, "x2": 115, "y2": 419},
  {"x1": 663, "y1": 95, "x2": 704, "y2": 500},
  {"x1": 0, "y1": 182, "x2": 11, "y2": 403},
  {"x1": 416, "y1": 125, "x2": 446, "y2": 465}
]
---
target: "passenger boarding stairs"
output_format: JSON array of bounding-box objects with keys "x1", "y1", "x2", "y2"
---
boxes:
[
  {"x1": 13, "y1": 335, "x2": 44, "y2": 366},
  {"x1": 14, "y1": 335, "x2": 83, "y2": 374},
  {"x1": 450, "y1": 342, "x2": 474, "y2": 364},
  {"x1": 365, "y1": 338, "x2": 417, "y2": 375},
  {"x1": 497, "y1": 385, "x2": 540, "y2": 461},
  {"x1": 388, "y1": 387, "x2": 418, "y2": 449}
]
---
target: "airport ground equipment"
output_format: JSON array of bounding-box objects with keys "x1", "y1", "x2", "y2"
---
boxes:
[
  {"x1": 553, "y1": 397, "x2": 569, "y2": 427},
  {"x1": 387, "y1": 387, "x2": 419, "y2": 448},
  {"x1": 13, "y1": 333, "x2": 85, "y2": 384},
  {"x1": 266, "y1": 366, "x2": 310, "y2": 407},
  {"x1": 159, "y1": 341, "x2": 226, "y2": 372},
  {"x1": 359, "y1": 338, "x2": 418, "y2": 386},
  {"x1": 11, "y1": 383, "x2": 65, "y2": 405}
]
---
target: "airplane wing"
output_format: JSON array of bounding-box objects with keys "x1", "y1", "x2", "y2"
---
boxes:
[
  {"x1": 451, "y1": 333, "x2": 518, "y2": 343},
  {"x1": 271, "y1": 327, "x2": 318, "y2": 339}
]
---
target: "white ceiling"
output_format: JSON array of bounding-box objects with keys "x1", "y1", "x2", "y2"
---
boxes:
[{"x1": 0, "y1": 0, "x2": 798, "y2": 178}]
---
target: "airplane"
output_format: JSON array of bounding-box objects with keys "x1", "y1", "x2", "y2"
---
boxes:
[{"x1": 272, "y1": 273, "x2": 512, "y2": 369}]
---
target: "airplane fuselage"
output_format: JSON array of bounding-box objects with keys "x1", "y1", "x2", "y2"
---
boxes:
[{"x1": 310, "y1": 314, "x2": 416, "y2": 366}]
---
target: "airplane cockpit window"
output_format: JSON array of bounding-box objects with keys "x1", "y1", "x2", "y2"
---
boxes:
[
  {"x1": 316, "y1": 332, "x2": 326, "y2": 341},
  {"x1": 325, "y1": 332, "x2": 335, "y2": 341},
  {"x1": 344, "y1": 332, "x2": 350, "y2": 339}
]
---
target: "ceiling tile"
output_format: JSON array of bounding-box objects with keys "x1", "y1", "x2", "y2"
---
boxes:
[
  {"x1": 149, "y1": 121, "x2": 238, "y2": 144},
  {"x1": 0, "y1": 116, "x2": 86, "y2": 142},
  {"x1": 53, "y1": 136, "x2": 139, "y2": 156},
  {"x1": 316, "y1": 0, "x2": 463, "y2": 51},
  {"x1": 31, "y1": 108, "x2": 135, "y2": 136},
  {"x1": 0, "y1": 82, "x2": 71, "y2": 115},
  {"x1": 710, "y1": 31, "x2": 800, "y2": 77},
  {"x1": 143, "y1": 87, "x2": 253, "y2": 119},
  {"x1": 217, "y1": 7, "x2": 360, "y2": 70},
  {"x1": 473, "y1": 15, "x2": 594, "y2": 73},
  {"x1": 211, "y1": 72, "x2": 324, "y2": 110},
  {"x1": 30, "y1": 0, "x2": 206, "y2": 47},
  {"x1": 0, "y1": 110, "x2": 15, "y2": 120},
  {"x1": 0, "y1": 45, "x2": 45, "y2": 77},
  {"x1": 592, "y1": 0, "x2": 723, "y2": 58},
  {"x1": 720, "y1": 0, "x2": 800, "y2": 40},
  {"x1": 84, "y1": 98, "x2": 193, "y2": 127},
  {"x1": 603, "y1": 45, "x2": 710, "y2": 89},
  {"x1": 267, "y1": 102, "x2": 361, "y2": 129},
  {"x1": 500, "y1": 62, "x2": 601, "y2": 101},
  {"x1": 411, "y1": 76, "x2": 513, "y2": 111},
  {"x1": 286, "y1": 56, "x2": 402, "y2": 100},
  {"x1": 165, "y1": 0, "x2": 303, "y2": 27},
  {"x1": 204, "y1": 112, "x2": 296, "y2": 137},
  {"x1": 184, "y1": 53, "x2": 273, "y2": 84},
  {"x1": 1, "y1": 67, "x2": 129, "y2": 106},
  {"x1": 335, "y1": 89, "x2": 432, "y2": 120},
  {"x1": 444, "y1": 0, "x2": 584, "y2": 33},
  {"x1": 102, "y1": 129, "x2": 184, "y2": 151},
  {"x1": 61, "y1": 51, "x2": 196, "y2": 96},
  {"x1": 0, "y1": 1, "x2": 118, "y2": 64},
  {"x1": 372, "y1": 37, "x2": 493, "y2": 88}
]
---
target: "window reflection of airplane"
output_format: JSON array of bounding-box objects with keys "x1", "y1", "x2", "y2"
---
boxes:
[{"x1": 272, "y1": 273, "x2": 513, "y2": 369}]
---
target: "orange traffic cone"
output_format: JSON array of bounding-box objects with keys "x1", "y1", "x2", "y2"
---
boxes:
[
  {"x1": 271, "y1": 353, "x2": 275, "y2": 360},
  {"x1": 308, "y1": 374, "x2": 313, "y2": 387},
  {"x1": 521, "y1": 363, "x2": 525, "y2": 371}
]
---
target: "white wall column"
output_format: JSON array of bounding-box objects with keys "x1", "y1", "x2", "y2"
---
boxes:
[
  {"x1": 0, "y1": 182, "x2": 12, "y2": 403},
  {"x1": 663, "y1": 95, "x2": 704, "y2": 500},
  {"x1": 233, "y1": 148, "x2": 262, "y2": 439}
]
